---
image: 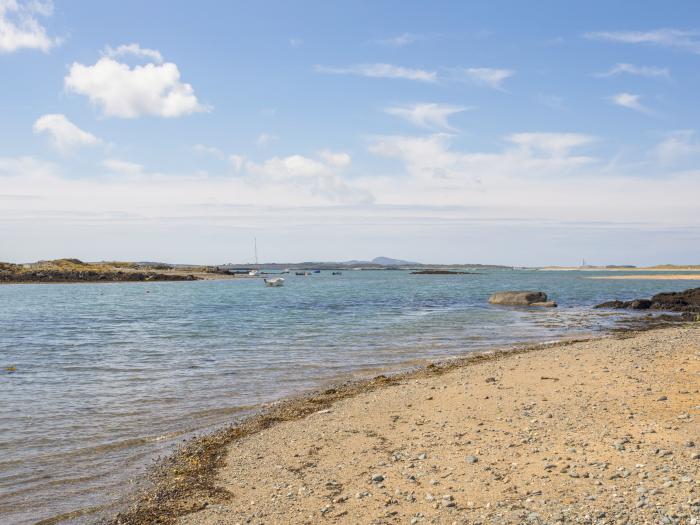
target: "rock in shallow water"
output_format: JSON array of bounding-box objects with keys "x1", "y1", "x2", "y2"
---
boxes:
[{"x1": 488, "y1": 291, "x2": 557, "y2": 307}]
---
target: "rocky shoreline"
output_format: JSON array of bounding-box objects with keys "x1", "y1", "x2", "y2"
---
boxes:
[
  {"x1": 596, "y1": 288, "x2": 700, "y2": 315},
  {"x1": 0, "y1": 260, "x2": 201, "y2": 284}
]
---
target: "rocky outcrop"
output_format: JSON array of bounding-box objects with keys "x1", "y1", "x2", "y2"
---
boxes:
[
  {"x1": 488, "y1": 291, "x2": 557, "y2": 307},
  {"x1": 595, "y1": 287, "x2": 700, "y2": 313},
  {"x1": 0, "y1": 266, "x2": 197, "y2": 283}
]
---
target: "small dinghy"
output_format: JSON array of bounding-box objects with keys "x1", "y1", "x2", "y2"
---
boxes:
[{"x1": 264, "y1": 277, "x2": 285, "y2": 287}]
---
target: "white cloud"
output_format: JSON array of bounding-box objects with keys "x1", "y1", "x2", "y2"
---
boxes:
[
  {"x1": 33, "y1": 114, "x2": 101, "y2": 154},
  {"x1": 257, "y1": 133, "x2": 278, "y2": 147},
  {"x1": 316, "y1": 150, "x2": 351, "y2": 168},
  {"x1": 596, "y1": 63, "x2": 670, "y2": 79},
  {"x1": 229, "y1": 154, "x2": 245, "y2": 172},
  {"x1": 383, "y1": 103, "x2": 470, "y2": 131},
  {"x1": 654, "y1": 130, "x2": 700, "y2": 164},
  {"x1": 367, "y1": 132, "x2": 596, "y2": 188},
  {"x1": 376, "y1": 33, "x2": 419, "y2": 47},
  {"x1": 314, "y1": 63, "x2": 437, "y2": 82},
  {"x1": 101, "y1": 158, "x2": 144, "y2": 175},
  {"x1": 245, "y1": 153, "x2": 371, "y2": 204},
  {"x1": 103, "y1": 43, "x2": 163, "y2": 63},
  {"x1": 289, "y1": 37, "x2": 303, "y2": 48},
  {"x1": 193, "y1": 144, "x2": 225, "y2": 159},
  {"x1": 610, "y1": 92, "x2": 651, "y2": 114},
  {"x1": 64, "y1": 49, "x2": 208, "y2": 118},
  {"x1": 585, "y1": 28, "x2": 700, "y2": 54},
  {"x1": 454, "y1": 67, "x2": 514, "y2": 90},
  {"x1": 0, "y1": 0, "x2": 59, "y2": 53},
  {"x1": 506, "y1": 132, "x2": 596, "y2": 157}
]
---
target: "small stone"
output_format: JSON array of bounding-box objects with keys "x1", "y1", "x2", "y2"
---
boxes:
[
  {"x1": 657, "y1": 396, "x2": 668, "y2": 401},
  {"x1": 466, "y1": 455, "x2": 479, "y2": 464},
  {"x1": 418, "y1": 453, "x2": 427, "y2": 460},
  {"x1": 371, "y1": 474, "x2": 384, "y2": 482}
]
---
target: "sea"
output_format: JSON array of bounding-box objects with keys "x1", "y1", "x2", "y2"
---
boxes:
[{"x1": 0, "y1": 269, "x2": 696, "y2": 524}]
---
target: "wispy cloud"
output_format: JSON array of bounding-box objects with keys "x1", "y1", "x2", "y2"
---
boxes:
[
  {"x1": 383, "y1": 103, "x2": 471, "y2": 131},
  {"x1": 585, "y1": 28, "x2": 700, "y2": 54},
  {"x1": 103, "y1": 43, "x2": 164, "y2": 63},
  {"x1": 101, "y1": 158, "x2": 145, "y2": 175},
  {"x1": 289, "y1": 37, "x2": 303, "y2": 48},
  {"x1": 596, "y1": 63, "x2": 670, "y2": 79},
  {"x1": 314, "y1": 63, "x2": 437, "y2": 82},
  {"x1": 257, "y1": 133, "x2": 279, "y2": 147},
  {"x1": 193, "y1": 144, "x2": 225, "y2": 159},
  {"x1": 506, "y1": 132, "x2": 596, "y2": 157},
  {"x1": 610, "y1": 92, "x2": 652, "y2": 114},
  {"x1": 654, "y1": 130, "x2": 700, "y2": 164},
  {"x1": 375, "y1": 33, "x2": 420, "y2": 47},
  {"x1": 452, "y1": 67, "x2": 514, "y2": 90}
]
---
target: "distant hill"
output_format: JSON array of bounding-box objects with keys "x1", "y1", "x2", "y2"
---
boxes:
[{"x1": 371, "y1": 256, "x2": 420, "y2": 266}]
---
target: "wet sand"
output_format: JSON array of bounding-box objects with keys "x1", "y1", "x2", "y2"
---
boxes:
[{"x1": 115, "y1": 325, "x2": 700, "y2": 524}]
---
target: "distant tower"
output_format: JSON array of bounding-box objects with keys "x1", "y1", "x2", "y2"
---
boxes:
[{"x1": 582, "y1": 258, "x2": 586, "y2": 267}]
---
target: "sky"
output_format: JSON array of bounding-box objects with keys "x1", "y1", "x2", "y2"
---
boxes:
[{"x1": 1, "y1": 0, "x2": 700, "y2": 266}]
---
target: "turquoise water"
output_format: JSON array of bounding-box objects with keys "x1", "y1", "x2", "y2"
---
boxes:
[{"x1": 0, "y1": 269, "x2": 696, "y2": 524}]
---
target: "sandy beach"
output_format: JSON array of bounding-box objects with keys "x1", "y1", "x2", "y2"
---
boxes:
[{"x1": 117, "y1": 325, "x2": 700, "y2": 525}]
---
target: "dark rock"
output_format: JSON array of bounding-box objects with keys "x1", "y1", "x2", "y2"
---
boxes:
[
  {"x1": 595, "y1": 287, "x2": 700, "y2": 313},
  {"x1": 628, "y1": 299, "x2": 652, "y2": 309}
]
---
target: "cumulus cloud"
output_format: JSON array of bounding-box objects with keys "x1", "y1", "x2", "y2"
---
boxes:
[
  {"x1": 0, "y1": 0, "x2": 59, "y2": 53},
  {"x1": 314, "y1": 63, "x2": 437, "y2": 82},
  {"x1": 610, "y1": 92, "x2": 651, "y2": 114},
  {"x1": 33, "y1": 114, "x2": 101, "y2": 153},
  {"x1": 453, "y1": 67, "x2": 514, "y2": 90},
  {"x1": 596, "y1": 63, "x2": 670, "y2": 79},
  {"x1": 101, "y1": 158, "x2": 144, "y2": 175},
  {"x1": 383, "y1": 103, "x2": 470, "y2": 131},
  {"x1": 585, "y1": 28, "x2": 700, "y2": 54},
  {"x1": 64, "y1": 47, "x2": 208, "y2": 118}
]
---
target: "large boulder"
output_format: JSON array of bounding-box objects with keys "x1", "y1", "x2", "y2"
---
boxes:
[{"x1": 489, "y1": 291, "x2": 557, "y2": 307}]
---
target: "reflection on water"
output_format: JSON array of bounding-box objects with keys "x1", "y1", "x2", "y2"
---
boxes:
[{"x1": 0, "y1": 269, "x2": 693, "y2": 524}]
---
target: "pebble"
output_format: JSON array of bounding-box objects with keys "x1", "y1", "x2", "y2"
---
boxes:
[
  {"x1": 466, "y1": 455, "x2": 479, "y2": 464},
  {"x1": 371, "y1": 473, "x2": 384, "y2": 482}
]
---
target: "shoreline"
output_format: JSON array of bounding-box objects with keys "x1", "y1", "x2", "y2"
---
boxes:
[{"x1": 109, "y1": 322, "x2": 700, "y2": 525}]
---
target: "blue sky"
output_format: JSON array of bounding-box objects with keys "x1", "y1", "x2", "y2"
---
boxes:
[{"x1": 1, "y1": 0, "x2": 700, "y2": 265}]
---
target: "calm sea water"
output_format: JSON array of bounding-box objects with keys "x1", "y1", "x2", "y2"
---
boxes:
[{"x1": 0, "y1": 269, "x2": 696, "y2": 524}]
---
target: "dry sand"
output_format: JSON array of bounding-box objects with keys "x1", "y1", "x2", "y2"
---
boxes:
[{"x1": 166, "y1": 326, "x2": 700, "y2": 525}]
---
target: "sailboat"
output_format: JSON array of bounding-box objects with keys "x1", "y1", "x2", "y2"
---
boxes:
[{"x1": 248, "y1": 238, "x2": 259, "y2": 276}]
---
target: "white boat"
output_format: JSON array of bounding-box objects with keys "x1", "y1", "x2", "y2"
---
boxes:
[
  {"x1": 264, "y1": 277, "x2": 285, "y2": 287},
  {"x1": 248, "y1": 269, "x2": 259, "y2": 276}
]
